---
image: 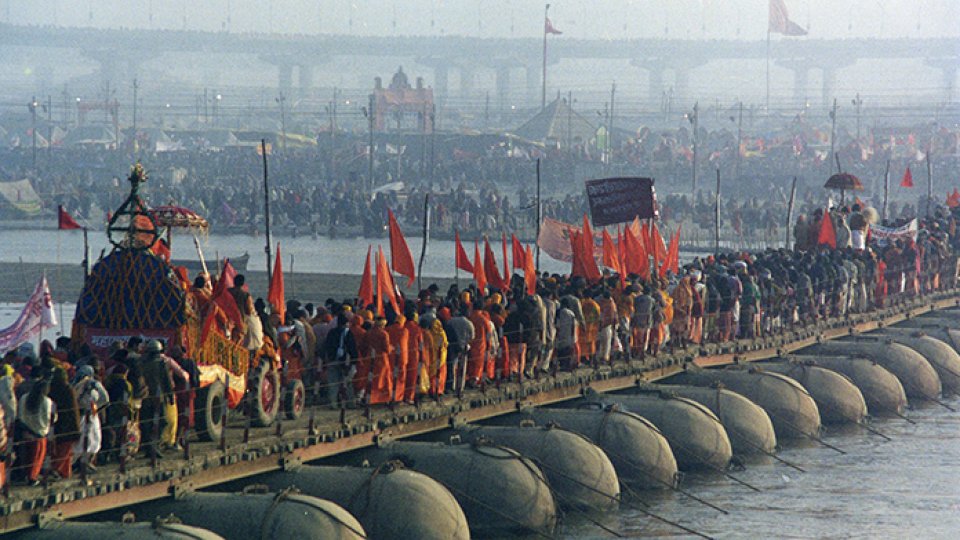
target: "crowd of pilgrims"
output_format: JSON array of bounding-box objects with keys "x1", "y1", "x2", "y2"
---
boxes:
[{"x1": 1, "y1": 198, "x2": 959, "y2": 488}]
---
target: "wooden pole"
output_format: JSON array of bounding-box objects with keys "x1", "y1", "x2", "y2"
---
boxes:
[
  {"x1": 261, "y1": 139, "x2": 273, "y2": 283},
  {"x1": 82, "y1": 227, "x2": 90, "y2": 277},
  {"x1": 535, "y1": 158, "x2": 542, "y2": 272},
  {"x1": 882, "y1": 159, "x2": 890, "y2": 222},
  {"x1": 785, "y1": 176, "x2": 798, "y2": 249},
  {"x1": 417, "y1": 194, "x2": 431, "y2": 292},
  {"x1": 714, "y1": 168, "x2": 721, "y2": 255}
]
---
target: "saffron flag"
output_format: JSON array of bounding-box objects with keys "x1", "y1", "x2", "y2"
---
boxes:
[
  {"x1": 512, "y1": 234, "x2": 526, "y2": 269},
  {"x1": 900, "y1": 166, "x2": 914, "y2": 188},
  {"x1": 473, "y1": 241, "x2": 487, "y2": 293},
  {"x1": 268, "y1": 244, "x2": 285, "y2": 324},
  {"x1": 150, "y1": 238, "x2": 171, "y2": 262},
  {"x1": 484, "y1": 238, "x2": 507, "y2": 291},
  {"x1": 57, "y1": 205, "x2": 82, "y2": 230},
  {"x1": 817, "y1": 211, "x2": 837, "y2": 248},
  {"x1": 455, "y1": 230, "x2": 474, "y2": 273},
  {"x1": 524, "y1": 245, "x2": 537, "y2": 296},
  {"x1": 377, "y1": 245, "x2": 400, "y2": 316},
  {"x1": 947, "y1": 189, "x2": 960, "y2": 208},
  {"x1": 387, "y1": 209, "x2": 416, "y2": 287},
  {"x1": 769, "y1": 0, "x2": 807, "y2": 36},
  {"x1": 358, "y1": 246, "x2": 374, "y2": 309},
  {"x1": 601, "y1": 229, "x2": 622, "y2": 274},
  {"x1": 200, "y1": 260, "x2": 243, "y2": 344},
  {"x1": 660, "y1": 225, "x2": 681, "y2": 278},
  {"x1": 623, "y1": 225, "x2": 649, "y2": 278},
  {"x1": 569, "y1": 230, "x2": 586, "y2": 278},
  {"x1": 375, "y1": 250, "x2": 384, "y2": 317},
  {"x1": 545, "y1": 17, "x2": 562, "y2": 35},
  {"x1": 581, "y1": 215, "x2": 602, "y2": 282}
]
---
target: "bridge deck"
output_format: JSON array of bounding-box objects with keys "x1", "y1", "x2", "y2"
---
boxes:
[{"x1": 1, "y1": 293, "x2": 957, "y2": 533}]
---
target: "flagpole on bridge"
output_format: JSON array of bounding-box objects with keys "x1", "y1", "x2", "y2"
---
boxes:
[
  {"x1": 765, "y1": 27, "x2": 771, "y2": 111},
  {"x1": 541, "y1": 4, "x2": 550, "y2": 111}
]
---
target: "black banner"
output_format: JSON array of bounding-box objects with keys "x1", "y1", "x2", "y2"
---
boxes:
[{"x1": 585, "y1": 177, "x2": 658, "y2": 226}]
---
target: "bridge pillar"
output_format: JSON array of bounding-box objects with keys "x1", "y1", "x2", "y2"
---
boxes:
[
  {"x1": 433, "y1": 63, "x2": 449, "y2": 101},
  {"x1": 495, "y1": 64, "x2": 511, "y2": 113},
  {"x1": 459, "y1": 65, "x2": 475, "y2": 99},
  {"x1": 525, "y1": 65, "x2": 540, "y2": 107},
  {"x1": 926, "y1": 58, "x2": 958, "y2": 102},
  {"x1": 277, "y1": 62, "x2": 293, "y2": 97},
  {"x1": 298, "y1": 64, "x2": 314, "y2": 99},
  {"x1": 629, "y1": 59, "x2": 665, "y2": 108},
  {"x1": 777, "y1": 60, "x2": 815, "y2": 107},
  {"x1": 819, "y1": 61, "x2": 854, "y2": 109}
]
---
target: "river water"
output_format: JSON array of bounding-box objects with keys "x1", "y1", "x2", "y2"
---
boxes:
[
  {"x1": 560, "y1": 400, "x2": 960, "y2": 539},
  {"x1": 0, "y1": 227, "x2": 572, "y2": 277}
]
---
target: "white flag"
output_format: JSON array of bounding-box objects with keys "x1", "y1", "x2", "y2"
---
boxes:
[
  {"x1": 0, "y1": 276, "x2": 58, "y2": 355},
  {"x1": 40, "y1": 277, "x2": 58, "y2": 328}
]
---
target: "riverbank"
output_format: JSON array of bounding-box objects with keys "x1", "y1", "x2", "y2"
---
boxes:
[{"x1": 0, "y1": 261, "x2": 458, "y2": 304}]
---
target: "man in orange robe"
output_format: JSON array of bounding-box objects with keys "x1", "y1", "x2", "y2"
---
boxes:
[
  {"x1": 467, "y1": 302, "x2": 490, "y2": 386},
  {"x1": 402, "y1": 306, "x2": 423, "y2": 404},
  {"x1": 365, "y1": 317, "x2": 393, "y2": 405},
  {"x1": 350, "y1": 313, "x2": 370, "y2": 397},
  {"x1": 385, "y1": 313, "x2": 409, "y2": 403}
]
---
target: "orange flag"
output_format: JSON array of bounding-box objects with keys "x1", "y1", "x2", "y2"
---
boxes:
[
  {"x1": 601, "y1": 229, "x2": 622, "y2": 274},
  {"x1": 358, "y1": 246, "x2": 374, "y2": 308},
  {"x1": 623, "y1": 225, "x2": 649, "y2": 278},
  {"x1": 900, "y1": 166, "x2": 913, "y2": 188},
  {"x1": 484, "y1": 238, "x2": 506, "y2": 290},
  {"x1": 377, "y1": 245, "x2": 400, "y2": 315},
  {"x1": 473, "y1": 240, "x2": 487, "y2": 293},
  {"x1": 651, "y1": 223, "x2": 668, "y2": 262},
  {"x1": 268, "y1": 244, "x2": 285, "y2": 323},
  {"x1": 524, "y1": 245, "x2": 537, "y2": 296},
  {"x1": 375, "y1": 250, "x2": 384, "y2": 317},
  {"x1": 455, "y1": 230, "x2": 474, "y2": 273},
  {"x1": 581, "y1": 215, "x2": 602, "y2": 283},
  {"x1": 659, "y1": 225, "x2": 681, "y2": 278},
  {"x1": 511, "y1": 234, "x2": 526, "y2": 269},
  {"x1": 387, "y1": 208, "x2": 416, "y2": 287},
  {"x1": 569, "y1": 230, "x2": 585, "y2": 277},
  {"x1": 817, "y1": 211, "x2": 837, "y2": 249}
]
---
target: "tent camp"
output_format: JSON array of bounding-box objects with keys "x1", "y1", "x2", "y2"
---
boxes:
[{"x1": 512, "y1": 97, "x2": 596, "y2": 147}]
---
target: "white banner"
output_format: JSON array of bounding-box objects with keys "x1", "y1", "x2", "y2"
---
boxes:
[
  {"x1": 870, "y1": 219, "x2": 918, "y2": 246},
  {"x1": 0, "y1": 276, "x2": 57, "y2": 355}
]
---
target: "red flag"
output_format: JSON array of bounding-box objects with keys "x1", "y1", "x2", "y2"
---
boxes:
[
  {"x1": 511, "y1": 234, "x2": 526, "y2": 269},
  {"x1": 581, "y1": 215, "x2": 602, "y2": 283},
  {"x1": 569, "y1": 230, "x2": 584, "y2": 277},
  {"x1": 651, "y1": 223, "x2": 668, "y2": 262},
  {"x1": 57, "y1": 205, "x2": 82, "y2": 230},
  {"x1": 377, "y1": 245, "x2": 400, "y2": 315},
  {"x1": 900, "y1": 166, "x2": 914, "y2": 188},
  {"x1": 659, "y1": 225, "x2": 681, "y2": 278},
  {"x1": 817, "y1": 211, "x2": 837, "y2": 249},
  {"x1": 545, "y1": 17, "x2": 562, "y2": 35},
  {"x1": 268, "y1": 244, "x2": 285, "y2": 323},
  {"x1": 769, "y1": 0, "x2": 807, "y2": 36},
  {"x1": 623, "y1": 225, "x2": 649, "y2": 278},
  {"x1": 641, "y1": 221, "x2": 652, "y2": 254},
  {"x1": 375, "y1": 250, "x2": 384, "y2": 317},
  {"x1": 200, "y1": 260, "x2": 243, "y2": 343},
  {"x1": 484, "y1": 238, "x2": 506, "y2": 290},
  {"x1": 524, "y1": 245, "x2": 537, "y2": 296},
  {"x1": 387, "y1": 208, "x2": 416, "y2": 287},
  {"x1": 455, "y1": 230, "x2": 474, "y2": 273},
  {"x1": 501, "y1": 232, "x2": 510, "y2": 284},
  {"x1": 150, "y1": 238, "x2": 171, "y2": 262},
  {"x1": 948, "y1": 189, "x2": 960, "y2": 208},
  {"x1": 473, "y1": 240, "x2": 487, "y2": 293},
  {"x1": 358, "y1": 246, "x2": 374, "y2": 308}
]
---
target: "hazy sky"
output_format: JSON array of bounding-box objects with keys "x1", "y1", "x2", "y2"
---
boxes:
[{"x1": 3, "y1": 0, "x2": 959, "y2": 40}]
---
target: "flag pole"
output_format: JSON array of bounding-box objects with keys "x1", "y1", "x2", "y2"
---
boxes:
[
  {"x1": 714, "y1": 167, "x2": 721, "y2": 255},
  {"x1": 926, "y1": 149, "x2": 933, "y2": 219},
  {"x1": 261, "y1": 139, "x2": 273, "y2": 284},
  {"x1": 541, "y1": 3, "x2": 550, "y2": 111},
  {"x1": 417, "y1": 194, "x2": 430, "y2": 292},
  {"x1": 882, "y1": 159, "x2": 890, "y2": 222},
  {"x1": 82, "y1": 227, "x2": 90, "y2": 277},
  {"x1": 535, "y1": 158, "x2": 542, "y2": 273},
  {"x1": 785, "y1": 176, "x2": 798, "y2": 249},
  {"x1": 765, "y1": 26, "x2": 771, "y2": 111}
]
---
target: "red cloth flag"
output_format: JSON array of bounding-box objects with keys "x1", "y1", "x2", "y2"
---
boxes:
[
  {"x1": 511, "y1": 234, "x2": 526, "y2": 269},
  {"x1": 524, "y1": 245, "x2": 537, "y2": 296},
  {"x1": 817, "y1": 211, "x2": 837, "y2": 249},
  {"x1": 358, "y1": 246, "x2": 374, "y2": 308},
  {"x1": 377, "y1": 245, "x2": 400, "y2": 316},
  {"x1": 659, "y1": 225, "x2": 681, "y2": 278},
  {"x1": 545, "y1": 17, "x2": 562, "y2": 35},
  {"x1": 455, "y1": 230, "x2": 474, "y2": 273},
  {"x1": 501, "y1": 232, "x2": 510, "y2": 284},
  {"x1": 387, "y1": 208, "x2": 416, "y2": 287},
  {"x1": 641, "y1": 222, "x2": 651, "y2": 254},
  {"x1": 150, "y1": 238, "x2": 171, "y2": 262},
  {"x1": 57, "y1": 205, "x2": 82, "y2": 230},
  {"x1": 900, "y1": 166, "x2": 914, "y2": 188},
  {"x1": 623, "y1": 225, "x2": 649, "y2": 278},
  {"x1": 769, "y1": 0, "x2": 807, "y2": 36},
  {"x1": 473, "y1": 241, "x2": 487, "y2": 293},
  {"x1": 601, "y1": 229, "x2": 622, "y2": 274},
  {"x1": 568, "y1": 230, "x2": 583, "y2": 277},
  {"x1": 268, "y1": 244, "x2": 285, "y2": 324},
  {"x1": 948, "y1": 189, "x2": 960, "y2": 208},
  {"x1": 581, "y1": 215, "x2": 602, "y2": 283},
  {"x1": 484, "y1": 238, "x2": 507, "y2": 290},
  {"x1": 200, "y1": 259, "x2": 243, "y2": 343}
]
